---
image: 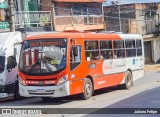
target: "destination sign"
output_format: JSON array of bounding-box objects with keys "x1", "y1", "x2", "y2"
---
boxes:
[{"x1": 30, "y1": 41, "x2": 64, "y2": 47}]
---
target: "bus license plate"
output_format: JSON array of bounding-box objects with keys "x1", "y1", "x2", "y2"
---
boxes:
[{"x1": 36, "y1": 89, "x2": 45, "y2": 93}]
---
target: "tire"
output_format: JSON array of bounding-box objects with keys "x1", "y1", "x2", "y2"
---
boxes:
[
  {"x1": 14, "y1": 83, "x2": 23, "y2": 100},
  {"x1": 41, "y1": 97, "x2": 52, "y2": 101},
  {"x1": 117, "y1": 71, "x2": 133, "y2": 90},
  {"x1": 81, "y1": 78, "x2": 93, "y2": 100},
  {"x1": 123, "y1": 71, "x2": 132, "y2": 90}
]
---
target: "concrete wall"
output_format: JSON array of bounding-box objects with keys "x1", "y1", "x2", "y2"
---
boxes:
[{"x1": 153, "y1": 37, "x2": 160, "y2": 63}]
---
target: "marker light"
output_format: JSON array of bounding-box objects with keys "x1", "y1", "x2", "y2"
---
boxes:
[{"x1": 19, "y1": 77, "x2": 26, "y2": 86}]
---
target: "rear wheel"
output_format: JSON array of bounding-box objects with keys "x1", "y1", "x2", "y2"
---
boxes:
[
  {"x1": 117, "y1": 71, "x2": 133, "y2": 90},
  {"x1": 123, "y1": 71, "x2": 132, "y2": 89},
  {"x1": 81, "y1": 78, "x2": 93, "y2": 100}
]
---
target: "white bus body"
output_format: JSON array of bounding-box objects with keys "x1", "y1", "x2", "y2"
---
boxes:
[{"x1": 118, "y1": 34, "x2": 144, "y2": 84}]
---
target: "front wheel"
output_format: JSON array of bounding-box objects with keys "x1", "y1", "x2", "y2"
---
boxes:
[
  {"x1": 14, "y1": 83, "x2": 23, "y2": 100},
  {"x1": 81, "y1": 78, "x2": 93, "y2": 100}
]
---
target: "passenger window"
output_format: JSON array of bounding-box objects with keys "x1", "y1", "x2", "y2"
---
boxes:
[
  {"x1": 100, "y1": 41, "x2": 113, "y2": 59},
  {"x1": 137, "y1": 48, "x2": 142, "y2": 56},
  {"x1": 136, "y1": 40, "x2": 142, "y2": 47},
  {"x1": 126, "y1": 40, "x2": 135, "y2": 48},
  {"x1": 85, "y1": 41, "x2": 98, "y2": 50},
  {"x1": 100, "y1": 41, "x2": 112, "y2": 49},
  {"x1": 101, "y1": 50, "x2": 113, "y2": 59},
  {"x1": 114, "y1": 50, "x2": 125, "y2": 58},
  {"x1": 114, "y1": 40, "x2": 124, "y2": 48},
  {"x1": 113, "y1": 40, "x2": 124, "y2": 59},
  {"x1": 125, "y1": 40, "x2": 136, "y2": 57},
  {"x1": 85, "y1": 41, "x2": 100, "y2": 61},
  {"x1": 136, "y1": 40, "x2": 142, "y2": 56}
]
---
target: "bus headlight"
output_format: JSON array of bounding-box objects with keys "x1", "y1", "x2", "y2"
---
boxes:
[
  {"x1": 19, "y1": 77, "x2": 26, "y2": 86},
  {"x1": 57, "y1": 74, "x2": 68, "y2": 85}
]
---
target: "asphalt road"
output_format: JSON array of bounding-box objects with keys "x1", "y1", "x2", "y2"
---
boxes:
[{"x1": 0, "y1": 71, "x2": 160, "y2": 117}]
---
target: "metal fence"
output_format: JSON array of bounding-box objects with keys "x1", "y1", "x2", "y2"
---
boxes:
[
  {"x1": 14, "y1": 11, "x2": 53, "y2": 31},
  {"x1": 105, "y1": 8, "x2": 160, "y2": 35},
  {"x1": 54, "y1": 15, "x2": 103, "y2": 26}
]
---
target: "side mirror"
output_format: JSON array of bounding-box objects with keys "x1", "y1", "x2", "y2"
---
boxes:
[{"x1": 7, "y1": 56, "x2": 17, "y2": 71}]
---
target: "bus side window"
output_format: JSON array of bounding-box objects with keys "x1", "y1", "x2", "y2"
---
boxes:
[
  {"x1": 125, "y1": 40, "x2": 136, "y2": 57},
  {"x1": 100, "y1": 40, "x2": 113, "y2": 59},
  {"x1": 136, "y1": 40, "x2": 142, "y2": 56},
  {"x1": 70, "y1": 46, "x2": 82, "y2": 71},
  {"x1": 113, "y1": 40, "x2": 125, "y2": 59},
  {"x1": 85, "y1": 41, "x2": 99, "y2": 61}
]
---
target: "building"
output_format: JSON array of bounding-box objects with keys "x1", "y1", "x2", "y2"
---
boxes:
[
  {"x1": 0, "y1": 0, "x2": 53, "y2": 32},
  {"x1": 13, "y1": 0, "x2": 53, "y2": 32},
  {"x1": 41, "y1": 0, "x2": 105, "y2": 31},
  {"x1": 0, "y1": 0, "x2": 9, "y2": 32},
  {"x1": 104, "y1": 2, "x2": 160, "y2": 64}
]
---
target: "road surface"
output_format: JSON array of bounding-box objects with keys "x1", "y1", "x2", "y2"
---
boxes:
[{"x1": 0, "y1": 71, "x2": 160, "y2": 117}]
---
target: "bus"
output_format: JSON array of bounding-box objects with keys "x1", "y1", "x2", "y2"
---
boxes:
[{"x1": 18, "y1": 32, "x2": 144, "y2": 100}]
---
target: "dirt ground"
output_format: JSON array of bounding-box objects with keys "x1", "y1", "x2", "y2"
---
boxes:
[{"x1": 145, "y1": 64, "x2": 160, "y2": 71}]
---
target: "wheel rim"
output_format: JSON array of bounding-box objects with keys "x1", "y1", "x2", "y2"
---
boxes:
[
  {"x1": 86, "y1": 82, "x2": 92, "y2": 96},
  {"x1": 127, "y1": 75, "x2": 131, "y2": 87}
]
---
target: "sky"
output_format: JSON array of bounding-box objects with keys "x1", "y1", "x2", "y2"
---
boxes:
[{"x1": 105, "y1": 0, "x2": 160, "y2": 5}]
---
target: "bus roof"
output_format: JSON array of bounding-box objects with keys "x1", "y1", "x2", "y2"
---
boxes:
[
  {"x1": 25, "y1": 32, "x2": 122, "y2": 41},
  {"x1": 118, "y1": 34, "x2": 143, "y2": 40}
]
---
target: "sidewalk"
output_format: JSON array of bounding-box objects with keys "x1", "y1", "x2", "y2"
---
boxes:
[{"x1": 145, "y1": 63, "x2": 160, "y2": 71}]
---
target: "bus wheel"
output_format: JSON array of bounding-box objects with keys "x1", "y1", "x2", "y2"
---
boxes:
[
  {"x1": 124, "y1": 71, "x2": 132, "y2": 89},
  {"x1": 81, "y1": 78, "x2": 93, "y2": 100},
  {"x1": 14, "y1": 83, "x2": 22, "y2": 100},
  {"x1": 41, "y1": 97, "x2": 52, "y2": 101}
]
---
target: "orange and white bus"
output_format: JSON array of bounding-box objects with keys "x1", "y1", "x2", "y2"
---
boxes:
[{"x1": 18, "y1": 32, "x2": 144, "y2": 100}]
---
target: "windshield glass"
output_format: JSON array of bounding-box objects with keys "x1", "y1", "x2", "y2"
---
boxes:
[
  {"x1": 0, "y1": 56, "x2": 5, "y2": 73},
  {"x1": 19, "y1": 39, "x2": 67, "y2": 76}
]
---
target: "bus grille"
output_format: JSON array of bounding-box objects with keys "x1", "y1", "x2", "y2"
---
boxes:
[{"x1": 28, "y1": 90, "x2": 55, "y2": 95}]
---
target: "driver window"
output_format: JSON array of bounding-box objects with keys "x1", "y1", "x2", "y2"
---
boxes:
[{"x1": 70, "y1": 46, "x2": 82, "y2": 71}]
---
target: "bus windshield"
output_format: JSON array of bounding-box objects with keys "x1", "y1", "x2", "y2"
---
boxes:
[
  {"x1": 19, "y1": 39, "x2": 67, "y2": 75},
  {"x1": 0, "y1": 56, "x2": 5, "y2": 73}
]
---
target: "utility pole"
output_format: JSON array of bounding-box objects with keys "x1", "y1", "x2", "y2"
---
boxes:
[
  {"x1": 8, "y1": 0, "x2": 15, "y2": 31},
  {"x1": 111, "y1": 0, "x2": 122, "y2": 32},
  {"x1": 118, "y1": 4, "x2": 122, "y2": 32}
]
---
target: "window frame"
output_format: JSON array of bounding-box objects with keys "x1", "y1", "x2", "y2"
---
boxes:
[
  {"x1": 100, "y1": 40, "x2": 113, "y2": 60},
  {"x1": 85, "y1": 40, "x2": 100, "y2": 61},
  {"x1": 113, "y1": 40, "x2": 125, "y2": 59},
  {"x1": 136, "y1": 39, "x2": 143, "y2": 57},
  {"x1": 125, "y1": 39, "x2": 137, "y2": 58}
]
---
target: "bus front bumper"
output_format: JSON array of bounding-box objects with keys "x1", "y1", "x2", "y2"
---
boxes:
[{"x1": 19, "y1": 81, "x2": 70, "y2": 97}]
